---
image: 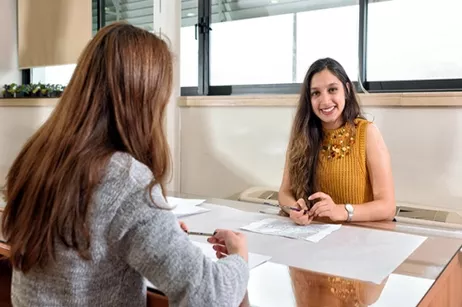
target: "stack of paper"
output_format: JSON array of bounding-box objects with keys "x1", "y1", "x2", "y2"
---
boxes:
[
  {"x1": 241, "y1": 218, "x2": 341, "y2": 243},
  {"x1": 167, "y1": 196, "x2": 211, "y2": 218}
]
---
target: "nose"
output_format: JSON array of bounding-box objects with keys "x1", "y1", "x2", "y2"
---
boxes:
[{"x1": 319, "y1": 92, "x2": 330, "y2": 106}]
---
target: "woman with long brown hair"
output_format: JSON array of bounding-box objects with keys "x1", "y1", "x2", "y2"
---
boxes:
[
  {"x1": 279, "y1": 58, "x2": 395, "y2": 224},
  {"x1": 2, "y1": 22, "x2": 249, "y2": 306}
]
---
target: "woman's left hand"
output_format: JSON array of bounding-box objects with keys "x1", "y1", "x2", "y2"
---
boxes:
[
  {"x1": 179, "y1": 220, "x2": 189, "y2": 233},
  {"x1": 308, "y1": 192, "x2": 347, "y2": 222}
]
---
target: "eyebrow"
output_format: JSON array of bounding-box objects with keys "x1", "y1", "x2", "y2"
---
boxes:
[{"x1": 310, "y1": 82, "x2": 339, "y2": 90}]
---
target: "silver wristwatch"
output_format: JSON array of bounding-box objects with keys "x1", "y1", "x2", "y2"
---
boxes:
[{"x1": 345, "y1": 204, "x2": 354, "y2": 222}]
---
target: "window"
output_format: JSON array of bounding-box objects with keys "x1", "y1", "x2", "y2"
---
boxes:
[
  {"x1": 31, "y1": 64, "x2": 77, "y2": 86},
  {"x1": 206, "y1": 0, "x2": 359, "y2": 86},
  {"x1": 210, "y1": 14, "x2": 294, "y2": 85},
  {"x1": 296, "y1": 5, "x2": 359, "y2": 82},
  {"x1": 25, "y1": 0, "x2": 462, "y2": 94},
  {"x1": 184, "y1": 0, "x2": 462, "y2": 95},
  {"x1": 95, "y1": 0, "x2": 154, "y2": 33},
  {"x1": 181, "y1": 1, "x2": 199, "y2": 86},
  {"x1": 367, "y1": 0, "x2": 462, "y2": 81}
]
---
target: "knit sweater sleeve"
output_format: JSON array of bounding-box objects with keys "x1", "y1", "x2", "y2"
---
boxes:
[{"x1": 107, "y1": 187, "x2": 249, "y2": 307}]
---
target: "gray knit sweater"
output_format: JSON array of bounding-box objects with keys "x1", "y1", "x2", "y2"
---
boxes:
[{"x1": 11, "y1": 153, "x2": 249, "y2": 306}]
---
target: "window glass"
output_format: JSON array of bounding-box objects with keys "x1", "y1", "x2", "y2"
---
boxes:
[{"x1": 367, "y1": 0, "x2": 462, "y2": 81}]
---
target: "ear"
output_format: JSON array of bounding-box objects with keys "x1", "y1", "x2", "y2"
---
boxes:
[{"x1": 345, "y1": 83, "x2": 351, "y2": 96}]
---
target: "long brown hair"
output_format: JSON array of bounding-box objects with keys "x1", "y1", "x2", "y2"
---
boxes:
[
  {"x1": 288, "y1": 58, "x2": 362, "y2": 202},
  {"x1": 2, "y1": 22, "x2": 173, "y2": 272}
]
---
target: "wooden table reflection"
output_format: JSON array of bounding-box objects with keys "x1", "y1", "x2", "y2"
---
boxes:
[{"x1": 289, "y1": 267, "x2": 388, "y2": 307}]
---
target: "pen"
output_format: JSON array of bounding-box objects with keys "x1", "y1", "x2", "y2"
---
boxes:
[
  {"x1": 282, "y1": 205, "x2": 309, "y2": 215},
  {"x1": 263, "y1": 202, "x2": 309, "y2": 215},
  {"x1": 186, "y1": 231, "x2": 215, "y2": 237}
]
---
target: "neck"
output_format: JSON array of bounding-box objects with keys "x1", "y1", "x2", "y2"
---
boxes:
[{"x1": 322, "y1": 118, "x2": 344, "y2": 130}]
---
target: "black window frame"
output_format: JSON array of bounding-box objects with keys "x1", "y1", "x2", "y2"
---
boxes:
[
  {"x1": 21, "y1": 0, "x2": 462, "y2": 94},
  {"x1": 182, "y1": 0, "x2": 462, "y2": 96}
]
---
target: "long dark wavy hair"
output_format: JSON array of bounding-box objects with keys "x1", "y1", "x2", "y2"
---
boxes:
[
  {"x1": 2, "y1": 22, "x2": 173, "y2": 272},
  {"x1": 287, "y1": 58, "x2": 363, "y2": 203}
]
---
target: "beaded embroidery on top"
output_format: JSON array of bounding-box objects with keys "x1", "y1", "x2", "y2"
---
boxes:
[{"x1": 321, "y1": 121, "x2": 357, "y2": 160}]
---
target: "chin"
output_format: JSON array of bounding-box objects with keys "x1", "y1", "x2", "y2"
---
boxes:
[
  {"x1": 321, "y1": 116, "x2": 343, "y2": 129},
  {"x1": 319, "y1": 111, "x2": 340, "y2": 123}
]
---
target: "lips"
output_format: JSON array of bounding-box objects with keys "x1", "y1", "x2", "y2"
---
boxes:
[{"x1": 320, "y1": 106, "x2": 335, "y2": 115}]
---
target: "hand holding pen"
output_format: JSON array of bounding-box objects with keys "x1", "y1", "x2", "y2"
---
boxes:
[
  {"x1": 288, "y1": 198, "x2": 313, "y2": 226},
  {"x1": 279, "y1": 204, "x2": 309, "y2": 215},
  {"x1": 179, "y1": 220, "x2": 189, "y2": 233},
  {"x1": 181, "y1": 223, "x2": 249, "y2": 262},
  {"x1": 207, "y1": 229, "x2": 248, "y2": 262}
]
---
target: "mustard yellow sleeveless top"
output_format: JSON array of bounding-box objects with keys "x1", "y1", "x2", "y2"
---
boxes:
[{"x1": 316, "y1": 118, "x2": 373, "y2": 205}]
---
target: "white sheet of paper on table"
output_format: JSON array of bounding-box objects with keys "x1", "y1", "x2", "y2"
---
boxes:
[
  {"x1": 241, "y1": 218, "x2": 341, "y2": 243},
  {"x1": 192, "y1": 241, "x2": 271, "y2": 270},
  {"x1": 171, "y1": 204, "x2": 210, "y2": 218},
  {"x1": 145, "y1": 241, "x2": 271, "y2": 290},
  {"x1": 166, "y1": 196, "x2": 206, "y2": 207},
  {"x1": 166, "y1": 196, "x2": 211, "y2": 218}
]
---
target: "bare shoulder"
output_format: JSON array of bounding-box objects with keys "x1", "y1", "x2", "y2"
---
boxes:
[
  {"x1": 367, "y1": 122, "x2": 383, "y2": 142},
  {"x1": 365, "y1": 122, "x2": 390, "y2": 158}
]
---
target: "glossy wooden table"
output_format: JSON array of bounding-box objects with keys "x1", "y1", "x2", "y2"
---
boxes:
[
  {"x1": 213, "y1": 198, "x2": 462, "y2": 307},
  {"x1": 1, "y1": 197, "x2": 462, "y2": 307}
]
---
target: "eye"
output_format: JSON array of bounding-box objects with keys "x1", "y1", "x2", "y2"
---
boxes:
[
  {"x1": 328, "y1": 88, "x2": 338, "y2": 93},
  {"x1": 311, "y1": 91, "x2": 319, "y2": 97}
]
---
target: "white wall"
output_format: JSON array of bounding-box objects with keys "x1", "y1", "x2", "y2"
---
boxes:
[
  {"x1": 0, "y1": 0, "x2": 37, "y2": 187},
  {"x1": 180, "y1": 106, "x2": 462, "y2": 212},
  {"x1": 0, "y1": 107, "x2": 54, "y2": 186},
  {"x1": 2, "y1": 102, "x2": 461, "y2": 213},
  {"x1": 0, "y1": 0, "x2": 21, "y2": 85}
]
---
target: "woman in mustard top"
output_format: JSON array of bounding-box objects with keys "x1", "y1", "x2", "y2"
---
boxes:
[{"x1": 279, "y1": 58, "x2": 395, "y2": 225}]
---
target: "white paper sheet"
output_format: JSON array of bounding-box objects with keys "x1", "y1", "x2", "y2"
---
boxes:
[
  {"x1": 172, "y1": 204, "x2": 210, "y2": 217},
  {"x1": 191, "y1": 241, "x2": 271, "y2": 270},
  {"x1": 166, "y1": 196, "x2": 206, "y2": 206},
  {"x1": 181, "y1": 203, "x2": 428, "y2": 284},
  {"x1": 167, "y1": 196, "x2": 210, "y2": 217},
  {"x1": 241, "y1": 218, "x2": 341, "y2": 243}
]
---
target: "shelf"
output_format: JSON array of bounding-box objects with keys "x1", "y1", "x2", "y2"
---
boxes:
[
  {"x1": 178, "y1": 92, "x2": 462, "y2": 107},
  {"x1": 0, "y1": 98, "x2": 59, "y2": 107}
]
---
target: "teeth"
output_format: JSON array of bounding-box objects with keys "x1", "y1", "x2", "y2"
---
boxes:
[{"x1": 322, "y1": 106, "x2": 335, "y2": 113}]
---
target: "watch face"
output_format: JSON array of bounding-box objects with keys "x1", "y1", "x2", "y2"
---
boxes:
[{"x1": 345, "y1": 204, "x2": 354, "y2": 213}]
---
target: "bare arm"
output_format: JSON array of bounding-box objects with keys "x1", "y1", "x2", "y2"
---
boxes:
[{"x1": 346, "y1": 123, "x2": 396, "y2": 221}]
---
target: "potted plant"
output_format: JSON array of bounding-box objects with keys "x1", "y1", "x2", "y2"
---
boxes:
[
  {"x1": 0, "y1": 83, "x2": 66, "y2": 99},
  {"x1": 50, "y1": 84, "x2": 65, "y2": 97},
  {"x1": 2, "y1": 83, "x2": 17, "y2": 98},
  {"x1": 15, "y1": 84, "x2": 30, "y2": 98},
  {"x1": 30, "y1": 83, "x2": 42, "y2": 98}
]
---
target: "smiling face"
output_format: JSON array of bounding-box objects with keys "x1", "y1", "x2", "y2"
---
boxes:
[{"x1": 309, "y1": 69, "x2": 348, "y2": 130}]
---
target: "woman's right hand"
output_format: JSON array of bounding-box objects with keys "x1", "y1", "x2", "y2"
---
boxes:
[
  {"x1": 207, "y1": 229, "x2": 248, "y2": 262},
  {"x1": 289, "y1": 198, "x2": 313, "y2": 225}
]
